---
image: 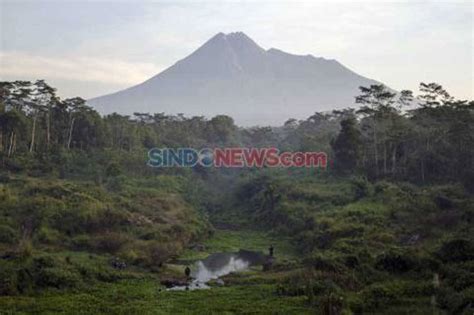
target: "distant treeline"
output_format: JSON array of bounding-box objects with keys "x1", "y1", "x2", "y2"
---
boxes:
[{"x1": 0, "y1": 80, "x2": 473, "y2": 188}]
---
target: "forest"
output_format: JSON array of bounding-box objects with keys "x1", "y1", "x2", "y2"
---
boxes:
[{"x1": 0, "y1": 80, "x2": 473, "y2": 314}]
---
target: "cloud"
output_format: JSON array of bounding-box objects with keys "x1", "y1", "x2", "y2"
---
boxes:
[
  {"x1": 0, "y1": 51, "x2": 161, "y2": 86},
  {"x1": 0, "y1": 2, "x2": 471, "y2": 100}
]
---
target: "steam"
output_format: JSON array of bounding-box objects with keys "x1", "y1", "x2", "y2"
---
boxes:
[
  {"x1": 167, "y1": 254, "x2": 249, "y2": 291},
  {"x1": 193, "y1": 256, "x2": 249, "y2": 283}
]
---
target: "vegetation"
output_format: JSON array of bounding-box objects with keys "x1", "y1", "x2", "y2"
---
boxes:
[{"x1": 0, "y1": 80, "x2": 473, "y2": 314}]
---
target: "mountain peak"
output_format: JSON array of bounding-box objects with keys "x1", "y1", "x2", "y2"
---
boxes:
[
  {"x1": 211, "y1": 31, "x2": 250, "y2": 39},
  {"x1": 89, "y1": 32, "x2": 381, "y2": 126},
  {"x1": 207, "y1": 32, "x2": 261, "y2": 48},
  {"x1": 191, "y1": 32, "x2": 265, "y2": 64},
  {"x1": 226, "y1": 31, "x2": 250, "y2": 39}
]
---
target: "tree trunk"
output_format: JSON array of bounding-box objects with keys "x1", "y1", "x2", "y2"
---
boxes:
[
  {"x1": 391, "y1": 146, "x2": 397, "y2": 175},
  {"x1": 7, "y1": 131, "x2": 16, "y2": 157},
  {"x1": 373, "y1": 117, "x2": 379, "y2": 178},
  {"x1": 7, "y1": 131, "x2": 14, "y2": 157},
  {"x1": 12, "y1": 133, "x2": 16, "y2": 155},
  {"x1": 29, "y1": 113, "x2": 37, "y2": 153},
  {"x1": 421, "y1": 159, "x2": 425, "y2": 184},
  {"x1": 46, "y1": 106, "x2": 51, "y2": 150},
  {"x1": 67, "y1": 117, "x2": 75, "y2": 149}
]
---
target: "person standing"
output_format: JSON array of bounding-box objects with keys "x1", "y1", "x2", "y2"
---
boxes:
[
  {"x1": 184, "y1": 266, "x2": 191, "y2": 278},
  {"x1": 268, "y1": 244, "x2": 274, "y2": 257}
]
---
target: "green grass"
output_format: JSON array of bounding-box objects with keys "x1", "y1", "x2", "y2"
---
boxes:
[
  {"x1": 0, "y1": 280, "x2": 312, "y2": 315},
  {"x1": 179, "y1": 229, "x2": 298, "y2": 261},
  {"x1": 0, "y1": 229, "x2": 304, "y2": 315},
  {"x1": 1, "y1": 175, "x2": 471, "y2": 315}
]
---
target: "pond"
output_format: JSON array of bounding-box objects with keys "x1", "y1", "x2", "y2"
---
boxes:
[{"x1": 168, "y1": 250, "x2": 268, "y2": 290}]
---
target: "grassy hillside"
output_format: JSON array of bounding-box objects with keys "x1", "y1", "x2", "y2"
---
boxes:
[
  {"x1": 0, "y1": 174, "x2": 211, "y2": 297},
  {"x1": 227, "y1": 173, "x2": 474, "y2": 313}
]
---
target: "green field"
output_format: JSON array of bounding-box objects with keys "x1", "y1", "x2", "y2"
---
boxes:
[{"x1": 0, "y1": 229, "x2": 313, "y2": 315}]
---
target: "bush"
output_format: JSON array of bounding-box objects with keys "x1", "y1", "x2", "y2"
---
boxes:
[
  {"x1": 0, "y1": 224, "x2": 17, "y2": 244},
  {"x1": 361, "y1": 283, "x2": 400, "y2": 310},
  {"x1": 303, "y1": 253, "x2": 345, "y2": 273},
  {"x1": 320, "y1": 292, "x2": 345, "y2": 315},
  {"x1": 74, "y1": 261, "x2": 122, "y2": 283},
  {"x1": 277, "y1": 270, "x2": 313, "y2": 297},
  {"x1": 91, "y1": 232, "x2": 130, "y2": 253},
  {"x1": 344, "y1": 255, "x2": 360, "y2": 269},
  {"x1": 71, "y1": 234, "x2": 92, "y2": 249},
  {"x1": 147, "y1": 241, "x2": 174, "y2": 266},
  {"x1": 351, "y1": 177, "x2": 370, "y2": 200},
  {"x1": 105, "y1": 162, "x2": 122, "y2": 178},
  {"x1": 33, "y1": 255, "x2": 57, "y2": 269},
  {"x1": 36, "y1": 226, "x2": 61, "y2": 244},
  {"x1": 437, "y1": 239, "x2": 474, "y2": 263},
  {"x1": 374, "y1": 251, "x2": 416, "y2": 273},
  {"x1": 31, "y1": 255, "x2": 90, "y2": 289},
  {"x1": 17, "y1": 239, "x2": 33, "y2": 259},
  {"x1": 0, "y1": 173, "x2": 10, "y2": 183},
  {"x1": 0, "y1": 262, "x2": 18, "y2": 295},
  {"x1": 35, "y1": 267, "x2": 82, "y2": 289},
  {"x1": 436, "y1": 287, "x2": 469, "y2": 313},
  {"x1": 440, "y1": 264, "x2": 474, "y2": 291}
]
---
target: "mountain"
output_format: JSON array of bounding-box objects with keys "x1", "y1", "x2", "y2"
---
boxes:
[{"x1": 88, "y1": 32, "x2": 381, "y2": 126}]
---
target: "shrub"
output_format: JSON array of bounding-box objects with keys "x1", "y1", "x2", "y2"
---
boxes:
[
  {"x1": 277, "y1": 270, "x2": 309, "y2": 297},
  {"x1": 91, "y1": 232, "x2": 130, "y2": 253},
  {"x1": 436, "y1": 286, "x2": 469, "y2": 313},
  {"x1": 33, "y1": 255, "x2": 57, "y2": 269},
  {"x1": 147, "y1": 241, "x2": 174, "y2": 266},
  {"x1": 361, "y1": 283, "x2": 399, "y2": 310},
  {"x1": 0, "y1": 224, "x2": 17, "y2": 244},
  {"x1": 437, "y1": 239, "x2": 474, "y2": 263},
  {"x1": 105, "y1": 175, "x2": 127, "y2": 192},
  {"x1": 105, "y1": 162, "x2": 122, "y2": 178},
  {"x1": 0, "y1": 262, "x2": 18, "y2": 295},
  {"x1": 320, "y1": 292, "x2": 345, "y2": 315},
  {"x1": 374, "y1": 251, "x2": 416, "y2": 273},
  {"x1": 303, "y1": 253, "x2": 345, "y2": 273},
  {"x1": 71, "y1": 234, "x2": 92, "y2": 250},
  {"x1": 0, "y1": 173, "x2": 10, "y2": 183},
  {"x1": 440, "y1": 264, "x2": 474, "y2": 291},
  {"x1": 34, "y1": 267, "x2": 82, "y2": 289},
  {"x1": 16, "y1": 267, "x2": 34, "y2": 294},
  {"x1": 119, "y1": 248, "x2": 139, "y2": 264},
  {"x1": 344, "y1": 255, "x2": 360, "y2": 269},
  {"x1": 36, "y1": 226, "x2": 60, "y2": 244},
  {"x1": 17, "y1": 239, "x2": 33, "y2": 259},
  {"x1": 351, "y1": 177, "x2": 370, "y2": 200}
]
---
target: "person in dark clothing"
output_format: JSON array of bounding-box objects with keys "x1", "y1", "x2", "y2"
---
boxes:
[
  {"x1": 184, "y1": 266, "x2": 191, "y2": 278},
  {"x1": 269, "y1": 245, "x2": 274, "y2": 257}
]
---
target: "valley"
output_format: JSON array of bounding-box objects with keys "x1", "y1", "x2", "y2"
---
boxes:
[{"x1": 0, "y1": 80, "x2": 472, "y2": 314}]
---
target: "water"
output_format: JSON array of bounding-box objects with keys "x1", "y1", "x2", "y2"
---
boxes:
[{"x1": 167, "y1": 253, "x2": 250, "y2": 291}]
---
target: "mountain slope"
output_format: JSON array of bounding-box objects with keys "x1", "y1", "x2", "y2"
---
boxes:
[{"x1": 88, "y1": 32, "x2": 380, "y2": 126}]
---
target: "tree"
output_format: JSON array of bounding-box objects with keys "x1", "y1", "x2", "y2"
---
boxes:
[
  {"x1": 356, "y1": 84, "x2": 396, "y2": 178},
  {"x1": 0, "y1": 81, "x2": 30, "y2": 157},
  {"x1": 63, "y1": 97, "x2": 87, "y2": 150},
  {"x1": 206, "y1": 115, "x2": 237, "y2": 145},
  {"x1": 2, "y1": 110, "x2": 26, "y2": 157},
  {"x1": 331, "y1": 116, "x2": 362, "y2": 174},
  {"x1": 384, "y1": 90, "x2": 413, "y2": 177},
  {"x1": 418, "y1": 82, "x2": 452, "y2": 107},
  {"x1": 34, "y1": 80, "x2": 59, "y2": 151}
]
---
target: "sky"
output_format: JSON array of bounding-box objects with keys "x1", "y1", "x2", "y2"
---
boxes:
[{"x1": 0, "y1": 0, "x2": 473, "y2": 100}]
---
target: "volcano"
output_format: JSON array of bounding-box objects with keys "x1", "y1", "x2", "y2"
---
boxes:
[{"x1": 88, "y1": 32, "x2": 380, "y2": 125}]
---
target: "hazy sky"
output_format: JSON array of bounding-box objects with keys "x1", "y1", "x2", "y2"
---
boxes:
[{"x1": 1, "y1": 0, "x2": 472, "y2": 100}]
